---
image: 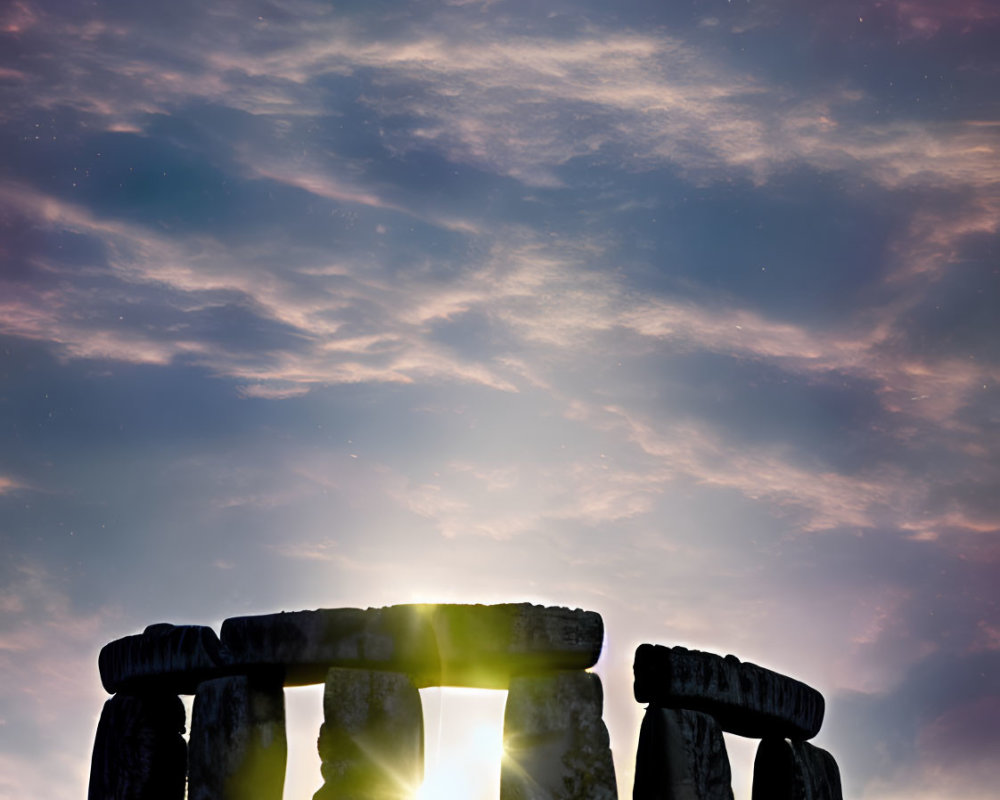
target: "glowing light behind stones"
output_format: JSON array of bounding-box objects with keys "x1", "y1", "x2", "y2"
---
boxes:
[
  {"x1": 416, "y1": 688, "x2": 508, "y2": 800},
  {"x1": 282, "y1": 685, "x2": 324, "y2": 800}
]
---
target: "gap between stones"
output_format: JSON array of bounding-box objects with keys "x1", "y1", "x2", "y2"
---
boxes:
[
  {"x1": 211, "y1": 685, "x2": 509, "y2": 800},
  {"x1": 417, "y1": 687, "x2": 508, "y2": 800}
]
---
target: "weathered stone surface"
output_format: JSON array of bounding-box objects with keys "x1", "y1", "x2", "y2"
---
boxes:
[
  {"x1": 222, "y1": 603, "x2": 603, "y2": 688},
  {"x1": 633, "y1": 644, "x2": 825, "y2": 740},
  {"x1": 220, "y1": 606, "x2": 429, "y2": 687},
  {"x1": 188, "y1": 674, "x2": 287, "y2": 800},
  {"x1": 633, "y1": 707, "x2": 733, "y2": 800},
  {"x1": 99, "y1": 623, "x2": 227, "y2": 694},
  {"x1": 752, "y1": 738, "x2": 843, "y2": 800},
  {"x1": 501, "y1": 671, "x2": 617, "y2": 800},
  {"x1": 314, "y1": 667, "x2": 423, "y2": 800},
  {"x1": 87, "y1": 693, "x2": 186, "y2": 800},
  {"x1": 426, "y1": 603, "x2": 604, "y2": 687}
]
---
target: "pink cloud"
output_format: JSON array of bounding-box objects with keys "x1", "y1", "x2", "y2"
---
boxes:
[
  {"x1": 889, "y1": 0, "x2": 1000, "y2": 38},
  {"x1": 236, "y1": 383, "x2": 313, "y2": 399},
  {"x1": 0, "y1": 475, "x2": 25, "y2": 495},
  {"x1": 0, "y1": 1, "x2": 38, "y2": 35},
  {"x1": 0, "y1": 564, "x2": 120, "y2": 800},
  {"x1": 917, "y1": 695, "x2": 1000, "y2": 765}
]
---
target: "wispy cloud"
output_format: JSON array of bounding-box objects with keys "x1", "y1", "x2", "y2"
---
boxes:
[
  {"x1": 0, "y1": 476, "x2": 25, "y2": 495},
  {"x1": 887, "y1": 0, "x2": 1000, "y2": 38},
  {"x1": 4, "y1": 178, "x2": 997, "y2": 543},
  {"x1": 0, "y1": 563, "x2": 117, "y2": 800}
]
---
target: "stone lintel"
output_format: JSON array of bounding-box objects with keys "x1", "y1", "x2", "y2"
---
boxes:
[
  {"x1": 221, "y1": 603, "x2": 603, "y2": 688},
  {"x1": 633, "y1": 707, "x2": 734, "y2": 800},
  {"x1": 99, "y1": 623, "x2": 227, "y2": 695},
  {"x1": 633, "y1": 644, "x2": 825, "y2": 740},
  {"x1": 752, "y1": 738, "x2": 843, "y2": 800},
  {"x1": 501, "y1": 671, "x2": 617, "y2": 800},
  {"x1": 220, "y1": 606, "x2": 431, "y2": 687},
  {"x1": 423, "y1": 603, "x2": 604, "y2": 687}
]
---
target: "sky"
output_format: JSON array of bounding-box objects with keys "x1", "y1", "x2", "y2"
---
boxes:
[{"x1": 1, "y1": 0, "x2": 999, "y2": 798}]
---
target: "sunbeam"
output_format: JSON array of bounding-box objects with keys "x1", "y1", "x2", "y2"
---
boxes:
[{"x1": 416, "y1": 688, "x2": 507, "y2": 800}]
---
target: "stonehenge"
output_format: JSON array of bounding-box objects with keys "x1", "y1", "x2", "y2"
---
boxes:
[
  {"x1": 632, "y1": 645, "x2": 841, "y2": 800},
  {"x1": 89, "y1": 603, "x2": 609, "y2": 800},
  {"x1": 88, "y1": 603, "x2": 842, "y2": 800}
]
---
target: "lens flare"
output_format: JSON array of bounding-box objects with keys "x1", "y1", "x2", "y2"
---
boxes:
[{"x1": 416, "y1": 688, "x2": 507, "y2": 800}]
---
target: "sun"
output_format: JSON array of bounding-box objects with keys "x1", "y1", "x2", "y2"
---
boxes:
[
  {"x1": 414, "y1": 689, "x2": 507, "y2": 800},
  {"x1": 413, "y1": 767, "x2": 468, "y2": 800}
]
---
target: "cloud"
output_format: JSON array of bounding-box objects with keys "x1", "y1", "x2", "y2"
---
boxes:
[
  {"x1": 827, "y1": 648, "x2": 1000, "y2": 799},
  {"x1": 6, "y1": 2, "x2": 998, "y2": 365},
  {"x1": 387, "y1": 453, "x2": 665, "y2": 540},
  {"x1": 0, "y1": 1, "x2": 37, "y2": 36},
  {"x1": 7, "y1": 0, "x2": 995, "y2": 196},
  {"x1": 887, "y1": 0, "x2": 1000, "y2": 39},
  {"x1": 3, "y1": 172, "x2": 997, "y2": 549},
  {"x1": 236, "y1": 382, "x2": 313, "y2": 399},
  {"x1": 2, "y1": 6, "x2": 998, "y2": 800},
  {"x1": 0, "y1": 476, "x2": 24, "y2": 495},
  {"x1": 0, "y1": 184, "x2": 519, "y2": 391},
  {"x1": 0, "y1": 563, "x2": 116, "y2": 800}
]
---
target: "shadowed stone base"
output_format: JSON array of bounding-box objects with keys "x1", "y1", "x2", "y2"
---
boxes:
[
  {"x1": 634, "y1": 707, "x2": 734, "y2": 800},
  {"x1": 314, "y1": 667, "x2": 423, "y2": 800},
  {"x1": 501, "y1": 671, "x2": 617, "y2": 800},
  {"x1": 87, "y1": 693, "x2": 186, "y2": 800},
  {"x1": 752, "y1": 738, "x2": 842, "y2": 800},
  {"x1": 188, "y1": 674, "x2": 287, "y2": 800}
]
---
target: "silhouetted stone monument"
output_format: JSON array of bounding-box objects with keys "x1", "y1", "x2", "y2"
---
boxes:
[
  {"x1": 633, "y1": 643, "x2": 841, "y2": 800},
  {"x1": 87, "y1": 604, "x2": 846, "y2": 800}
]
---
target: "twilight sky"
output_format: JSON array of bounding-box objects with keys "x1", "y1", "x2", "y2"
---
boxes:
[{"x1": 1, "y1": 1, "x2": 999, "y2": 798}]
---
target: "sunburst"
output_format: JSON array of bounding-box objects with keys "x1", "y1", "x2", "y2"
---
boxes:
[{"x1": 414, "y1": 689, "x2": 507, "y2": 800}]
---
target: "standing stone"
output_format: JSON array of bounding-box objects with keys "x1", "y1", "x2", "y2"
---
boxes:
[
  {"x1": 314, "y1": 667, "x2": 424, "y2": 800},
  {"x1": 752, "y1": 738, "x2": 842, "y2": 800},
  {"x1": 633, "y1": 645, "x2": 825, "y2": 740},
  {"x1": 501, "y1": 671, "x2": 617, "y2": 800},
  {"x1": 633, "y1": 707, "x2": 733, "y2": 800},
  {"x1": 88, "y1": 693, "x2": 186, "y2": 800},
  {"x1": 188, "y1": 674, "x2": 287, "y2": 800}
]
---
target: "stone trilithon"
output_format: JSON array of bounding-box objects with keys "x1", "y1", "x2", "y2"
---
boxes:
[{"x1": 87, "y1": 603, "x2": 843, "y2": 800}]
